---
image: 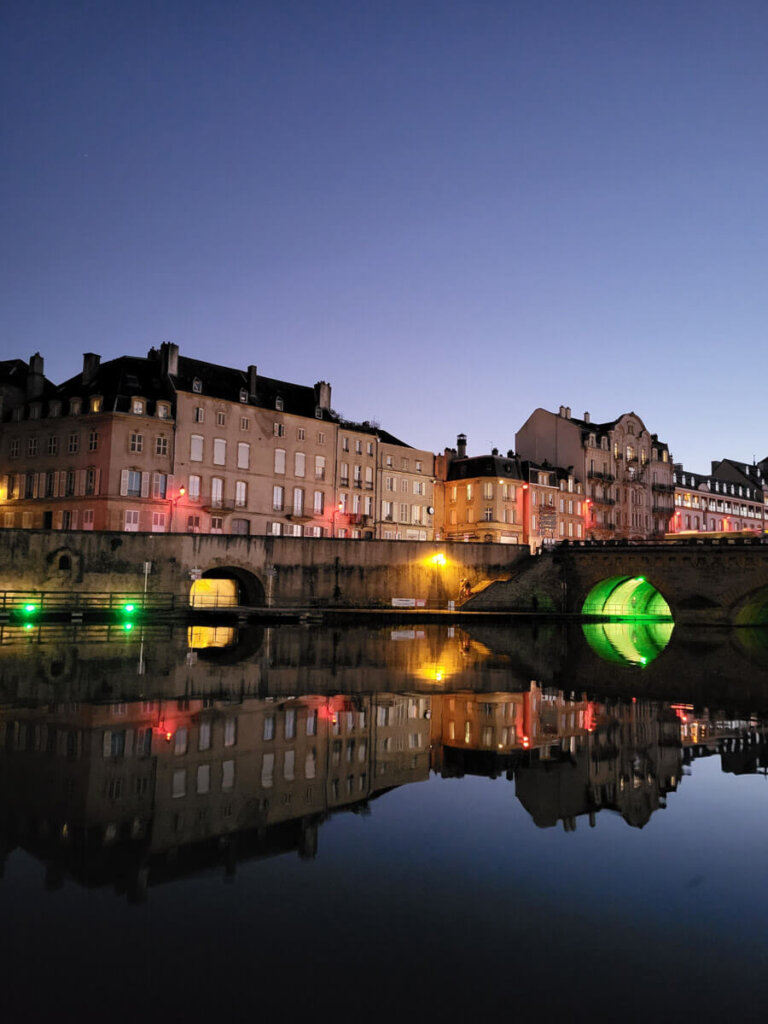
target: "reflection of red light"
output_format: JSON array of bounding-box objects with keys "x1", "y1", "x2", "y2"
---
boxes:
[
  {"x1": 632, "y1": 697, "x2": 637, "y2": 703},
  {"x1": 522, "y1": 735, "x2": 530, "y2": 748},
  {"x1": 166, "y1": 731, "x2": 172, "y2": 742},
  {"x1": 584, "y1": 703, "x2": 596, "y2": 732}
]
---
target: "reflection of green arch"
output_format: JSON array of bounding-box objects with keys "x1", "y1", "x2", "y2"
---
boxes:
[
  {"x1": 582, "y1": 620, "x2": 674, "y2": 667},
  {"x1": 582, "y1": 576, "x2": 672, "y2": 618}
]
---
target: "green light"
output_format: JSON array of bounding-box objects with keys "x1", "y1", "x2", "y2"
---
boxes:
[
  {"x1": 23, "y1": 603, "x2": 37, "y2": 614},
  {"x1": 123, "y1": 622, "x2": 134, "y2": 632},
  {"x1": 582, "y1": 576, "x2": 672, "y2": 618},
  {"x1": 123, "y1": 603, "x2": 135, "y2": 613},
  {"x1": 635, "y1": 577, "x2": 646, "y2": 583},
  {"x1": 24, "y1": 623, "x2": 33, "y2": 631},
  {"x1": 583, "y1": 620, "x2": 674, "y2": 667}
]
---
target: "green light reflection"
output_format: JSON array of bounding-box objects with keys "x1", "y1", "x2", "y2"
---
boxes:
[{"x1": 582, "y1": 619, "x2": 674, "y2": 667}]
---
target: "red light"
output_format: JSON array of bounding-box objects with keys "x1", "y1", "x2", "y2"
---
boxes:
[
  {"x1": 165, "y1": 731, "x2": 172, "y2": 742},
  {"x1": 522, "y1": 735, "x2": 530, "y2": 748}
]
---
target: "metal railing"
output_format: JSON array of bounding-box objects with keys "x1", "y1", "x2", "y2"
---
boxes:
[{"x1": 0, "y1": 591, "x2": 175, "y2": 611}]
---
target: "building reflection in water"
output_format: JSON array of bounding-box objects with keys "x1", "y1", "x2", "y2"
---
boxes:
[{"x1": 2, "y1": 674, "x2": 767, "y2": 901}]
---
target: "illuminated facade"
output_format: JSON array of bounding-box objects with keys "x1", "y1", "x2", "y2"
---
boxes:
[
  {"x1": 0, "y1": 345, "x2": 434, "y2": 539},
  {"x1": 515, "y1": 406, "x2": 675, "y2": 540},
  {"x1": 434, "y1": 435, "x2": 585, "y2": 549},
  {"x1": 670, "y1": 458, "x2": 767, "y2": 535}
]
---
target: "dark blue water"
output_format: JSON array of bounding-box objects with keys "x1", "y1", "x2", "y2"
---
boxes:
[{"x1": 1, "y1": 623, "x2": 768, "y2": 1022}]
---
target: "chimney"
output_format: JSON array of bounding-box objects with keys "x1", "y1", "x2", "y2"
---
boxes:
[
  {"x1": 160, "y1": 341, "x2": 179, "y2": 376},
  {"x1": 559, "y1": 405, "x2": 566, "y2": 417},
  {"x1": 314, "y1": 380, "x2": 332, "y2": 411},
  {"x1": 248, "y1": 364, "x2": 258, "y2": 397},
  {"x1": 457, "y1": 433, "x2": 467, "y2": 458},
  {"x1": 26, "y1": 352, "x2": 45, "y2": 399},
  {"x1": 565, "y1": 406, "x2": 571, "y2": 419},
  {"x1": 82, "y1": 352, "x2": 100, "y2": 386},
  {"x1": 584, "y1": 411, "x2": 590, "y2": 423}
]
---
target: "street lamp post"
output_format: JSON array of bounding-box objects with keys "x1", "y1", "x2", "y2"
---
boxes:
[{"x1": 170, "y1": 486, "x2": 186, "y2": 533}]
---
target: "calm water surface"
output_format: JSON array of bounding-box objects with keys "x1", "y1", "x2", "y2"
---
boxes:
[{"x1": 1, "y1": 621, "x2": 768, "y2": 1022}]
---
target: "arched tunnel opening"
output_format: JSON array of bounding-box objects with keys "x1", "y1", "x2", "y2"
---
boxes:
[
  {"x1": 733, "y1": 586, "x2": 768, "y2": 628},
  {"x1": 189, "y1": 567, "x2": 266, "y2": 609},
  {"x1": 581, "y1": 576, "x2": 674, "y2": 666},
  {"x1": 582, "y1": 575, "x2": 672, "y2": 619}
]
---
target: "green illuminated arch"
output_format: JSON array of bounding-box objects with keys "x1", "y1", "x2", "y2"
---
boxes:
[
  {"x1": 582, "y1": 575, "x2": 672, "y2": 619},
  {"x1": 582, "y1": 620, "x2": 674, "y2": 667}
]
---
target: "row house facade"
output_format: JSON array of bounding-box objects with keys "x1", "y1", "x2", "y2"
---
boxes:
[
  {"x1": 434, "y1": 434, "x2": 585, "y2": 549},
  {"x1": 669, "y1": 458, "x2": 767, "y2": 535},
  {"x1": 0, "y1": 346, "x2": 435, "y2": 540},
  {"x1": 515, "y1": 406, "x2": 675, "y2": 540}
]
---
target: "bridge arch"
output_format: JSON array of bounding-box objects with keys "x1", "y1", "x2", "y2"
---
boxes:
[
  {"x1": 190, "y1": 566, "x2": 266, "y2": 609},
  {"x1": 582, "y1": 575, "x2": 672, "y2": 618},
  {"x1": 731, "y1": 585, "x2": 768, "y2": 627},
  {"x1": 582, "y1": 620, "x2": 674, "y2": 667}
]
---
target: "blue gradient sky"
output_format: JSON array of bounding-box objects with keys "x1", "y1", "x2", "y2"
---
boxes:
[{"x1": 2, "y1": 1, "x2": 767, "y2": 471}]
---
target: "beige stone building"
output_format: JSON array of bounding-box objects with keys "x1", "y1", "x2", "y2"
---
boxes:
[
  {"x1": 434, "y1": 434, "x2": 585, "y2": 549},
  {"x1": 515, "y1": 406, "x2": 675, "y2": 541},
  {"x1": 670, "y1": 458, "x2": 767, "y2": 535},
  {"x1": 0, "y1": 344, "x2": 435, "y2": 541}
]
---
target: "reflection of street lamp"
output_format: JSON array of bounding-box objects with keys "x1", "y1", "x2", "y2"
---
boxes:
[{"x1": 170, "y1": 486, "x2": 186, "y2": 533}]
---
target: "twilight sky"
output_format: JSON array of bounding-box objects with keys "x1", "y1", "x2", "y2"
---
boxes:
[{"x1": 2, "y1": 0, "x2": 767, "y2": 471}]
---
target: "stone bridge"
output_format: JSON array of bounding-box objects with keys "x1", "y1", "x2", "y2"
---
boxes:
[
  {"x1": 468, "y1": 539, "x2": 768, "y2": 626},
  {"x1": 1, "y1": 529, "x2": 767, "y2": 625}
]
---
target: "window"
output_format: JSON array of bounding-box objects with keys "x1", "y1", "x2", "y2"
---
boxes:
[
  {"x1": 155, "y1": 436, "x2": 168, "y2": 456},
  {"x1": 194, "y1": 406, "x2": 205, "y2": 423},
  {"x1": 190, "y1": 435, "x2": 203, "y2": 461},
  {"x1": 237, "y1": 442, "x2": 250, "y2": 469},
  {"x1": 383, "y1": 500, "x2": 393, "y2": 520},
  {"x1": 275, "y1": 397, "x2": 283, "y2": 411},
  {"x1": 306, "y1": 710, "x2": 318, "y2": 736},
  {"x1": 273, "y1": 422, "x2": 285, "y2": 437},
  {"x1": 174, "y1": 727, "x2": 188, "y2": 755},
  {"x1": 132, "y1": 399, "x2": 144, "y2": 415},
  {"x1": 317, "y1": 431, "x2": 325, "y2": 445},
  {"x1": 27, "y1": 437, "x2": 38, "y2": 457},
  {"x1": 125, "y1": 470, "x2": 142, "y2": 497},
  {"x1": 273, "y1": 485, "x2": 284, "y2": 511},
  {"x1": 216, "y1": 411, "x2": 226, "y2": 426},
  {"x1": 235, "y1": 481, "x2": 247, "y2": 507},
  {"x1": 187, "y1": 515, "x2": 201, "y2": 532},
  {"x1": 192, "y1": 378, "x2": 202, "y2": 393},
  {"x1": 240, "y1": 416, "x2": 249, "y2": 430},
  {"x1": 263, "y1": 716, "x2": 275, "y2": 740},
  {"x1": 199, "y1": 721, "x2": 211, "y2": 751},
  {"x1": 210, "y1": 516, "x2": 223, "y2": 534},
  {"x1": 172, "y1": 769, "x2": 186, "y2": 798},
  {"x1": 152, "y1": 473, "x2": 167, "y2": 498},
  {"x1": 68, "y1": 432, "x2": 80, "y2": 454},
  {"x1": 211, "y1": 477, "x2": 223, "y2": 508},
  {"x1": 274, "y1": 448, "x2": 286, "y2": 474},
  {"x1": 188, "y1": 474, "x2": 200, "y2": 500},
  {"x1": 313, "y1": 491, "x2": 324, "y2": 514},
  {"x1": 483, "y1": 482, "x2": 493, "y2": 499},
  {"x1": 293, "y1": 487, "x2": 304, "y2": 516},
  {"x1": 196, "y1": 765, "x2": 211, "y2": 794},
  {"x1": 239, "y1": 389, "x2": 248, "y2": 404},
  {"x1": 157, "y1": 403, "x2": 169, "y2": 419},
  {"x1": 295, "y1": 452, "x2": 306, "y2": 477},
  {"x1": 213, "y1": 438, "x2": 226, "y2": 465},
  {"x1": 315, "y1": 456, "x2": 326, "y2": 480},
  {"x1": 399, "y1": 503, "x2": 409, "y2": 522},
  {"x1": 224, "y1": 718, "x2": 237, "y2": 747},
  {"x1": 70, "y1": 399, "x2": 81, "y2": 415},
  {"x1": 88, "y1": 430, "x2": 99, "y2": 451},
  {"x1": 9, "y1": 438, "x2": 19, "y2": 458},
  {"x1": 83, "y1": 509, "x2": 94, "y2": 530},
  {"x1": 466, "y1": 483, "x2": 472, "y2": 500},
  {"x1": 297, "y1": 427, "x2": 305, "y2": 441},
  {"x1": 124, "y1": 510, "x2": 140, "y2": 532},
  {"x1": 151, "y1": 511, "x2": 166, "y2": 532},
  {"x1": 129, "y1": 432, "x2": 143, "y2": 453},
  {"x1": 484, "y1": 507, "x2": 493, "y2": 521},
  {"x1": 231, "y1": 518, "x2": 249, "y2": 535},
  {"x1": 47, "y1": 435, "x2": 58, "y2": 455}
]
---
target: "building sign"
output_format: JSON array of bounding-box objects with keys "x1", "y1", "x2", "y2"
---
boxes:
[{"x1": 391, "y1": 598, "x2": 426, "y2": 608}]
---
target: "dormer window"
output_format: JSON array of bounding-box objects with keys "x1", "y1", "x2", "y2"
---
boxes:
[
  {"x1": 29, "y1": 403, "x2": 41, "y2": 420},
  {"x1": 132, "y1": 399, "x2": 145, "y2": 415},
  {"x1": 12, "y1": 408, "x2": 22, "y2": 422},
  {"x1": 49, "y1": 401, "x2": 61, "y2": 418},
  {"x1": 239, "y1": 388, "x2": 248, "y2": 403},
  {"x1": 157, "y1": 403, "x2": 169, "y2": 419},
  {"x1": 192, "y1": 378, "x2": 202, "y2": 394},
  {"x1": 588, "y1": 433, "x2": 596, "y2": 448},
  {"x1": 315, "y1": 406, "x2": 322, "y2": 419},
  {"x1": 69, "y1": 398, "x2": 81, "y2": 416},
  {"x1": 275, "y1": 397, "x2": 284, "y2": 411},
  {"x1": 90, "y1": 396, "x2": 102, "y2": 413}
]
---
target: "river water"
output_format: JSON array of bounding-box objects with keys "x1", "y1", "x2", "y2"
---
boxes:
[{"x1": 1, "y1": 619, "x2": 768, "y2": 1021}]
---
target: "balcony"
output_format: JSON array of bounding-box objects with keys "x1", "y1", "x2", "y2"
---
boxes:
[
  {"x1": 592, "y1": 496, "x2": 616, "y2": 506},
  {"x1": 652, "y1": 505, "x2": 672, "y2": 515},
  {"x1": 587, "y1": 470, "x2": 616, "y2": 482},
  {"x1": 202, "y1": 497, "x2": 236, "y2": 513},
  {"x1": 652, "y1": 482, "x2": 675, "y2": 494}
]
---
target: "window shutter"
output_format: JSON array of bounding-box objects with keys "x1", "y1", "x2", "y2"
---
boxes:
[
  {"x1": 141, "y1": 472, "x2": 149, "y2": 498},
  {"x1": 71, "y1": 509, "x2": 79, "y2": 529},
  {"x1": 102, "y1": 731, "x2": 112, "y2": 757},
  {"x1": 94, "y1": 468, "x2": 101, "y2": 495},
  {"x1": 167, "y1": 473, "x2": 174, "y2": 494},
  {"x1": 54, "y1": 511, "x2": 63, "y2": 529},
  {"x1": 120, "y1": 469, "x2": 129, "y2": 496},
  {"x1": 77, "y1": 470, "x2": 86, "y2": 496},
  {"x1": 52, "y1": 472, "x2": 60, "y2": 498},
  {"x1": 152, "y1": 472, "x2": 160, "y2": 498}
]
